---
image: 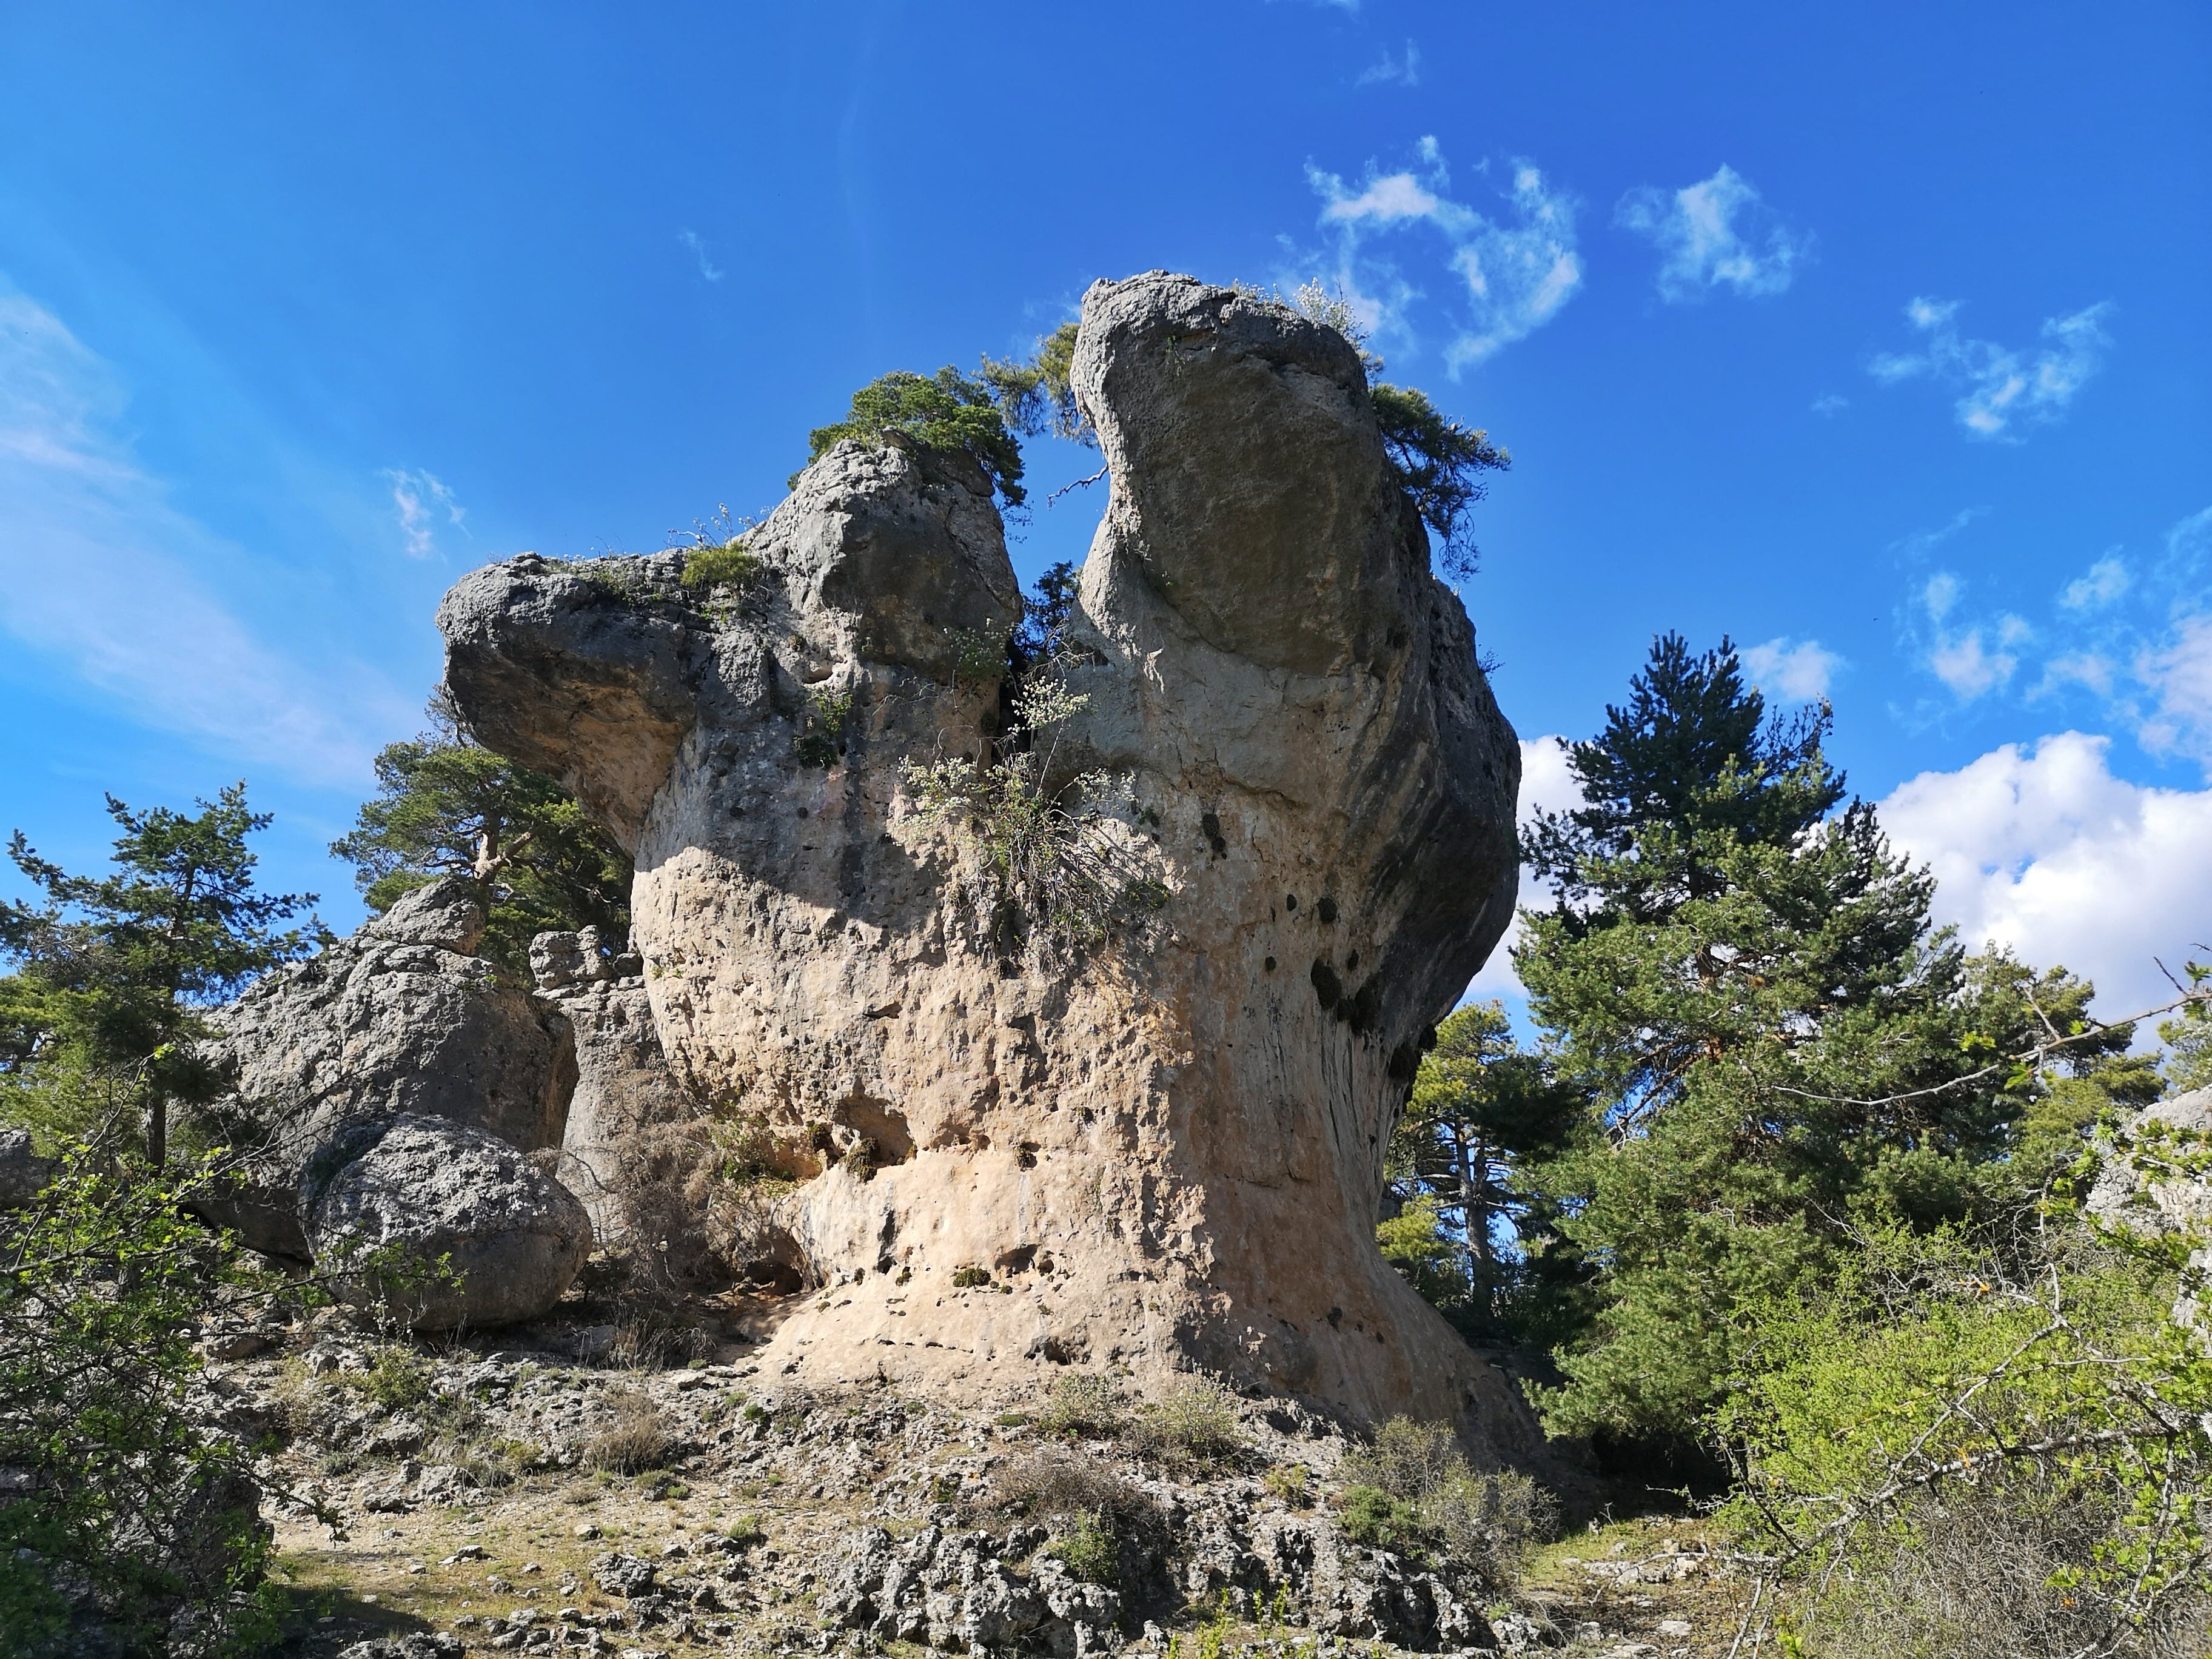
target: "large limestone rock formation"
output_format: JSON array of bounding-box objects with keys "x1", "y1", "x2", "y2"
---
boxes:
[
  {"x1": 2090, "y1": 1085, "x2": 2212, "y2": 1331},
  {"x1": 437, "y1": 273, "x2": 1534, "y2": 1464}
]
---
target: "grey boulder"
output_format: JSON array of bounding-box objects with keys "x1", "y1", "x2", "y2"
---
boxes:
[
  {"x1": 196, "y1": 876, "x2": 574, "y2": 1260},
  {"x1": 0, "y1": 1127, "x2": 56, "y2": 1208},
  {"x1": 304, "y1": 1113, "x2": 592, "y2": 1330}
]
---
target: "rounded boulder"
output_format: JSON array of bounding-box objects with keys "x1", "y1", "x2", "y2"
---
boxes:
[{"x1": 304, "y1": 1114, "x2": 592, "y2": 1330}]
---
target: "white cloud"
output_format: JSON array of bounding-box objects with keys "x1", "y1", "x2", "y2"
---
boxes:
[
  {"x1": 1929, "y1": 628, "x2": 2017, "y2": 700},
  {"x1": 383, "y1": 468, "x2": 464, "y2": 559},
  {"x1": 677, "y1": 228, "x2": 725, "y2": 283},
  {"x1": 1465, "y1": 736, "x2": 1581, "y2": 1000},
  {"x1": 2059, "y1": 553, "x2": 2130, "y2": 611},
  {"x1": 1615, "y1": 164, "x2": 1812, "y2": 302},
  {"x1": 1869, "y1": 296, "x2": 2113, "y2": 439},
  {"x1": 1879, "y1": 732, "x2": 2212, "y2": 1018},
  {"x1": 1355, "y1": 38, "x2": 1419, "y2": 86},
  {"x1": 0, "y1": 286, "x2": 406, "y2": 784},
  {"x1": 2136, "y1": 615, "x2": 2212, "y2": 765},
  {"x1": 1743, "y1": 636, "x2": 1843, "y2": 701},
  {"x1": 1306, "y1": 140, "x2": 1581, "y2": 372},
  {"x1": 1810, "y1": 393, "x2": 1848, "y2": 417}
]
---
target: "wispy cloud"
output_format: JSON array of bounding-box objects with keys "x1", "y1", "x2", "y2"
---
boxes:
[
  {"x1": 1305, "y1": 137, "x2": 1582, "y2": 372},
  {"x1": 1615, "y1": 164, "x2": 1811, "y2": 302},
  {"x1": 2058, "y1": 553, "x2": 2130, "y2": 612},
  {"x1": 1743, "y1": 636, "x2": 1843, "y2": 700},
  {"x1": 0, "y1": 286, "x2": 406, "y2": 783},
  {"x1": 1869, "y1": 297, "x2": 2112, "y2": 440},
  {"x1": 383, "y1": 468, "x2": 464, "y2": 560},
  {"x1": 1894, "y1": 504, "x2": 2212, "y2": 774},
  {"x1": 1355, "y1": 39, "x2": 1419, "y2": 86},
  {"x1": 677, "y1": 228, "x2": 725, "y2": 283},
  {"x1": 1810, "y1": 393, "x2": 1848, "y2": 417}
]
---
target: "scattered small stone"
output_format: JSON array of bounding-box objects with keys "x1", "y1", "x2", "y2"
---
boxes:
[
  {"x1": 443, "y1": 1544, "x2": 490, "y2": 1564},
  {"x1": 1657, "y1": 1618, "x2": 1693, "y2": 1636},
  {"x1": 575, "y1": 1522, "x2": 602, "y2": 1540}
]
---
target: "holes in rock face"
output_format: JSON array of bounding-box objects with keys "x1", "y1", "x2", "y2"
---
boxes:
[
  {"x1": 1017, "y1": 1142, "x2": 1040, "y2": 1170},
  {"x1": 1326, "y1": 1306, "x2": 1344, "y2": 1329},
  {"x1": 1316, "y1": 896, "x2": 1339, "y2": 925},
  {"x1": 833, "y1": 1099, "x2": 916, "y2": 1168},
  {"x1": 1420, "y1": 1025, "x2": 1439, "y2": 1051},
  {"x1": 1387, "y1": 1042, "x2": 1422, "y2": 1082},
  {"x1": 1285, "y1": 894, "x2": 1298, "y2": 911},
  {"x1": 1347, "y1": 950, "x2": 1360, "y2": 971},
  {"x1": 1310, "y1": 960, "x2": 1343, "y2": 1010},
  {"x1": 1343, "y1": 979, "x2": 1381, "y2": 1033},
  {"x1": 1200, "y1": 810, "x2": 1227, "y2": 859},
  {"x1": 1264, "y1": 956, "x2": 1277, "y2": 973},
  {"x1": 995, "y1": 1244, "x2": 1039, "y2": 1275}
]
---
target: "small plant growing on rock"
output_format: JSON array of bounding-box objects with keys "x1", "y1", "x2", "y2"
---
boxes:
[
  {"x1": 795, "y1": 687, "x2": 853, "y2": 768},
  {"x1": 1340, "y1": 1483, "x2": 1426, "y2": 1555},
  {"x1": 902, "y1": 674, "x2": 1167, "y2": 962},
  {"x1": 1263, "y1": 1463, "x2": 1312, "y2": 1507},
  {"x1": 583, "y1": 1387, "x2": 672, "y2": 1475},
  {"x1": 1053, "y1": 1512, "x2": 1121, "y2": 1586},
  {"x1": 951, "y1": 1265, "x2": 991, "y2": 1288},
  {"x1": 1036, "y1": 1372, "x2": 1125, "y2": 1440},
  {"x1": 1131, "y1": 1378, "x2": 1243, "y2": 1470},
  {"x1": 681, "y1": 538, "x2": 759, "y2": 592}
]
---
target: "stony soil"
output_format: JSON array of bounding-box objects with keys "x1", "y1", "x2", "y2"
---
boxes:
[{"x1": 216, "y1": 1291, "x2": 1758, "y2": 1659}]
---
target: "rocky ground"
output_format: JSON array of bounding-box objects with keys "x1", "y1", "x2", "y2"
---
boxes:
[{"x1": 213, "y1": 1284, "x2": 1757, "y2": 1659}]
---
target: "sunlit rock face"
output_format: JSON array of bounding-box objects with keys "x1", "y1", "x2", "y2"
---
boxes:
[{"x1": 437, "y1": 272, "x2": 1538, "y2": 1468}]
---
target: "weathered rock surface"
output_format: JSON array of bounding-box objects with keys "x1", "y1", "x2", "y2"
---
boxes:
[
  {"x1": 304, "y1": 1113, "x2": 592, "y2": 1330},
  {"x1": 0, "y1": 1125, "x2": 55, "y2": 1207},
  {"x1": 197, "y1": 877, "x2": 575, "y2": 1259},
  {"x1": 437, "y1": 273, "x2": 1538, "y2": 1468},
  {"x1": 531, "y1": 928, "x2": 713, "y2": 1277},
  {"x1": 2090, "y1": 1084, "x2": 2212, "y2": 1329}
]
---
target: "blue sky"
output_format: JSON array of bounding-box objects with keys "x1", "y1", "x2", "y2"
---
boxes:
[{"x1": 2, "y1": 2, "x2": 2207, "y2": 1017}]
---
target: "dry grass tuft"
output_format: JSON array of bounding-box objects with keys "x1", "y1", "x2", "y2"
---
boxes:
[{"x1": 581, "y1": 1386, "x2": 672, "y2": 1475}]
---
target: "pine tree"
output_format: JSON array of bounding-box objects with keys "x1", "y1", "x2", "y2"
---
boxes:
[
  {"x1": 331, "y1": 694, "x2": 631, "y2": 976},
  {"x1": 1515, "y1": 635, "x2": 2154, "y2": 1446},
  {"x1": 1381, "y1": 1002, "x2": 1581, "y2": 1336},
  {"x1": 1, "y1": 786, "x2": 320, "y2": 1165}
]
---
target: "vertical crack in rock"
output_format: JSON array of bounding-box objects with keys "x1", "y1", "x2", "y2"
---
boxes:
[{"x1": 436, "y1": 272, "x2": 1547, "y2": 1472}]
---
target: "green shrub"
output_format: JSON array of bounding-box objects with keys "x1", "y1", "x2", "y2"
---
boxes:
[
  {"x1": 1054, "y1": 1512, "x2": 1121, "y2": 1585},
  {"x1": 1341, "y1": 1484, "x2": 1426, "y2": 1555},
  {"x1": 803, "y1": 367, "x2": 1028, "y2": 509},
  {"x1": 681, "y1": 538, "x2": 759, "y2": 592},
  {"x1": 343, "y1": 1343, "x2": 432, "y2": 1412},
  {"x1": 983, "y1": 1448, "x2": 1162, "y2": 1592},
  {"x1": 1036, "y1": 1372, "x2": 1125, "y2": 1440},
  {"x1": 1339, "y1": 1416, "x2": 1551, "y2": 1590},
  {"x1": 1131, "y1": 1378, "x2": 1243, "y2": 1469},
  {"x1": 1719, "y1": 1213, "x2": 2212, "y2": 1659},
  {"x1": 795, "y1": 688, "x2": 852, "y2": 768},
  {"x1": 951, "y1": 1265, "x2": 991, "y2": 1289},
  {"x1": 0, "y1": 1146, "x2": 324, "y2": 1655},
  {"x1": 902, "y1": 675, "x2": 1167, "y2": 964}
]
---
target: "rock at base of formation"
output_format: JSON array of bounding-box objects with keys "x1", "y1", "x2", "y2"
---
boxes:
[
  {"x1": 437, "y1": 273, "x2": 1544, "y2": 1471},
  {"x1": 195, "y1": 877, "x2": 575, "y2": 1262},
  {"x1": 304, "y1": 1113, "x2": 593, "y2": 1331},
  {"x1": 531, "y1": 927, "x2": 733, "y2": 1291}
]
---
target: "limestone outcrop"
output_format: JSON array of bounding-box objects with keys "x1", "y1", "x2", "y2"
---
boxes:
[{"x1": 437, "y1": 274, "x2": 1534, "y2": 1466}]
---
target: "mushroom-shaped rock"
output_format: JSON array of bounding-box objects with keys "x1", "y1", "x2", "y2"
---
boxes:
[
  {"x1": 304, "y1": 1114, "x2": 592, "y2": 1330},
  {"x1": 195, "y1": 876, "x2": 574, "y2": 1259},
  {"x1": 436, "y1": 273, "x2": 1537, "y2": 1469}
]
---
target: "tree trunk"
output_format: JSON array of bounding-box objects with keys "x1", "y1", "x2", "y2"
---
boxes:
[{"x1": 147, "y1": 1089, "x2": 167, "y2": 1170}]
